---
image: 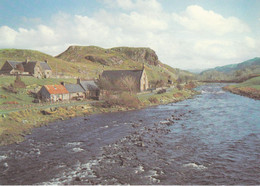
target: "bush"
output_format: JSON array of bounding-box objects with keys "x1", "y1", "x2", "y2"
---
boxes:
[
  {"x1": 176, "y1": 83, "x2": 183, "y2": 90},
  {"x1": 3, "y1": 101, "x2": 18, "y2": 105},
  {"x1": 157, "y1": 89, "x2": 166, "y2": 94},
  {"x1": 14, "y1": 75, "x2": 26, "y2": 88},
  {"x1": 3, "y1": 84, "x2": 18, "y2": 94},
  {"x1": 102, "y1": 92, "x2": 141, "y2": 109},
  {"x1": 148, "y1": 97, "x2": 159, "y2": 104}
]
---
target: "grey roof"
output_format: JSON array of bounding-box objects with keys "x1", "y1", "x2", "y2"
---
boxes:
[
  {"x1": 6, "y1": 60, "x2": 51, "y2": 72},
  {"x1": 23, "y1": 61, "x2": 37, "y2": 73},
  {"x1": 7, "y1": 61, "x2": 23, "y2": 68},
  {"x1": 101, "y1": 70, "x2": 143, "y2": 83},
  {"x1": 39, "y1": 62, "x2": 51, "y2": 70},
  {"x1": 65, "y1": 84, "x2": 85, "y2": 93},
  {"x1": 80, "y1": 80, "x2": 99, "y2": 91}
]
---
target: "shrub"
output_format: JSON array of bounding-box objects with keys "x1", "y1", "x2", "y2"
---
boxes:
[
  {"x1": 176, "y1": 83, "x2": 183, "y2": 90},
  {"x1": 14, "y1": 75, "x2": 26, "y2": 88},
  {"x1": 119, "y1": 92, "x2": 141, "y2": 108},
  {"x1": 2, "y1": 84, "x2": 18, "y2": 94},
  {"x1": 157, "y1": 89, "x2": 166, "y2": 94},
  {"x1": 148, "y1": 97, "x2": 159, "y2": 104},
  {"x1": 3, "y1": 101, "x2": 18, "y2": 105},
  {"x1": 102, "y1": 92, "x2": 141, "y2": 109}
]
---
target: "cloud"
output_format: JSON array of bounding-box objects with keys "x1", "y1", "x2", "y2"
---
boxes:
[
  {"x1": 172, "y1": 5, "x2": 250, "y2": 35},
  {"x1": 0, "y1": 26, "x2": 17, "y2": 46},
  {"x1": 0, "y1": 1, "x2": 258, "y2": 69}
]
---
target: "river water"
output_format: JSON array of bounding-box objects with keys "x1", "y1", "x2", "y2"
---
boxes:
[{"x1": 0, "y1": 84, "x2": 259, "y2": 184}]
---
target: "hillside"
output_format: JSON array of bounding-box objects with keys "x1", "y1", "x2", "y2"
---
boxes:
[
  {"x1": 0, "y1": 46, "x2": 194, "y2": 86},
  {"x1": 56, "y1": 45, "x2": 194, "y2": 85},
  {"x1": 199, "y1": 57, "x2": 260, "y2": 81},
  {"x1": 0, "y1": 49, "x2": 83, "y2": 77}
]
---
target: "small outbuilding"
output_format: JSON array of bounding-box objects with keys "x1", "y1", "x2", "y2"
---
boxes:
[
  {"x1": 38, "y1": 85, "x2": 69, "y2": 102},
  {"x1": 78, "y1": 79, "x2": 100, "y2": 100},
  {"x1": 64, "y1": 83, "x2": 86, "y2": 100}
]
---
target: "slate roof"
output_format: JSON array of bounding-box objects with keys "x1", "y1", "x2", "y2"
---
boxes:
[
  {"x1": 101, "y1": 70, "x2": 143, "y2": 82},
  {"x1": 7, "y1": 61, "x2": 23, "y2": 68},
  {"x1": 44, "y1": 85, "x2": 69, "y2": 94},
  {"x1": 65, "y1": 84, "x2": 85, "y2": 93},
  {"x1": 6, "y1": 60, "x2": 51, "y2": 72},
  {"x1": 23, "y1": 62, "x2": 37, "y2": 73},
  {"x1": 80, "y1": 80, "x2": 99, "y2": 91},
  {"x1": 39, "y1": 62, "x2": 51, "y2": 70}
]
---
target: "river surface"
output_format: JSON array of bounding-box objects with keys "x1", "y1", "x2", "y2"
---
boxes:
[{"x1": 0, "y1": 84, "x2": 259, "y2": 184}]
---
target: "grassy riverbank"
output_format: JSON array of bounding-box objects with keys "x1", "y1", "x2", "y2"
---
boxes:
[
  {"x1": 0, "y1": 88, "x2": 199, "y2": 146},
  {"x1": 223, "y1": 76, "x2": 260, "y2": 100}
]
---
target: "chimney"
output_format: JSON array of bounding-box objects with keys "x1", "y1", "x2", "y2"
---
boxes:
[
  {"x1": 77, "y1": 78, "x2": 81, "y2": 84},
  {"x1": 44, "y1": 59, "x2": 48, "y2": 63},
  {"x1": 61, "y1": 82, "x2": 65, "y2": 86},
  {"x1": 25, "y1": 58, "x2": 29, "y2": 63}
]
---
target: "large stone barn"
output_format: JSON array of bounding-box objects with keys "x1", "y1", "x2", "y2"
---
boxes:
[
  {"x1": 0, "y1": 60, "x2": 52, "y2": 78},
  {"x1": 38, "y1": 85, "x2": 69, "y2": 102},
  {"x1": 100, "y1": 67, "x2": 149, "y2": 92}
]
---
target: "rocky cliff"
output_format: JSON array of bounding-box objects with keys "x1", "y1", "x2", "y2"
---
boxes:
[{"x1": 56, "y1": 45, "x2": 160, "y2": 66}]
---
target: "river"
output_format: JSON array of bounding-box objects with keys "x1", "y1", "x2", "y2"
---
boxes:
[{"x1": 0, "y1": 83, "x2": 259, "y2": 184}]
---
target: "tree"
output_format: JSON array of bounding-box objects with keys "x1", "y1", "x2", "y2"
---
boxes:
[
  {"x1": 97, "y1": 77, "x2": 113, "y2": 91},
  {"x1": 120, "y1": 76, "x2": 138, "y2": 93},
  {"x1": 16, "y1": 64, "x2": 24, "y2": 73}
]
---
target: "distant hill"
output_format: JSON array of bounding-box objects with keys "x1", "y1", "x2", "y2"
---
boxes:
[
  {"x1": 0, "y1": 46, "x2": 194, "y2": 86},
  {"x1": 199, "y1": 57, "x2": 260, "y2": 81}
]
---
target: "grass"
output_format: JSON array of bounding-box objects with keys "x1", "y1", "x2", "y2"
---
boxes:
[
  {"x1": 0, "y1": 76, "x2": 76, "y2": 106},
  {"x1": 138, "y1": 88, "x2": 198, "y2": 106},
  {"x1": 223, "y1": 76, "x2": 260, "y2": 100},
  {"x1": 230, "y1": 76, "x2": 260, "y2": 90}
]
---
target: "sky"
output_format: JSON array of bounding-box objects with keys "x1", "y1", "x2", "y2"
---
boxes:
[{"x1": 0, "y1": 0, "x2": 259, "y2": 70}]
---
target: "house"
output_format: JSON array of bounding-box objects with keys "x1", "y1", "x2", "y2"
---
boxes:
[
  {"x1": 0, "y1": 60, "x2": 52, "y2": 78},
  {"x1": 38, "y1": 85, "x2": 69, "y2": 102},
  {"x1": 77, "y1": 79, "x2": 100, "y2": 100},
  {"x1": 63, "y1": 83, "x2": 86, "y2": 100},
  {"x1": 100, "y1": 67, "x2": 149, "y2": 92}
]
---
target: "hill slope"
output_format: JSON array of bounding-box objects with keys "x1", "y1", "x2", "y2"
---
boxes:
[
  {"x1": 56, "y1": 45, "x2": 194, "y2": 85},
  {"x1": 0, "y1": 46, "x2": 194, "y2": 86},
  {"x1": 199, "y1": 57, "x2": 260, "y2": 81},
  {"x1": 0, "y1": 49, "x2": 82, "y2": 77}
]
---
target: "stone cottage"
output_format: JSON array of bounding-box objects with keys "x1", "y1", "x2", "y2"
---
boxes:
[
  {"x1": 77, "y1": 79, "x2": 100, "y2": 100},
  {"x1": 38, "y1": 85, "x2": 69, "y2": 102},
  {"x1": 100, "y1": 67, "x2": 149, "y2": 92},
  {"x1": 63, "y1": 82, "x2": 86, "y2": 100},
  {"x1": 0, "y1": 60, "x2": 52, "y2": 78}
]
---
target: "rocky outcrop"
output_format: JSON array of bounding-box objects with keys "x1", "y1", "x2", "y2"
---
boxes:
[
  {"x1": 85, "y1": 55, "x2": 123, "y2": 66},
  {"x1": 56, "y1": 46, "x2": 161, "y2": 67},
  {"x1": 111, "y1": 47, "x2": 160, "y2": 66}
]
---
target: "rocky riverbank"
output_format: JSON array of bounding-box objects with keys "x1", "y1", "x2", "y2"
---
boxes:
[
  {"x1": 0, "y1": 89, "x2": 199, "y2": 146},
  {"x1": 223, "y1": 86, "x2": 260, "y2": 100}
]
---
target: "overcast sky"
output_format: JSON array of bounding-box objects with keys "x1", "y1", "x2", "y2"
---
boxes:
[{"x1": 0, "y1": 0, "x2": 259, "y2": 69}]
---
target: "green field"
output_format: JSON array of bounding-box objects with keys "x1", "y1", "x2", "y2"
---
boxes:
[
  {"x1": 0, "y1": 76, "x2": 76, "y2": 106},
  {"x1": 231, "y1": 76, "x2": 260, "y2": 89}
]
